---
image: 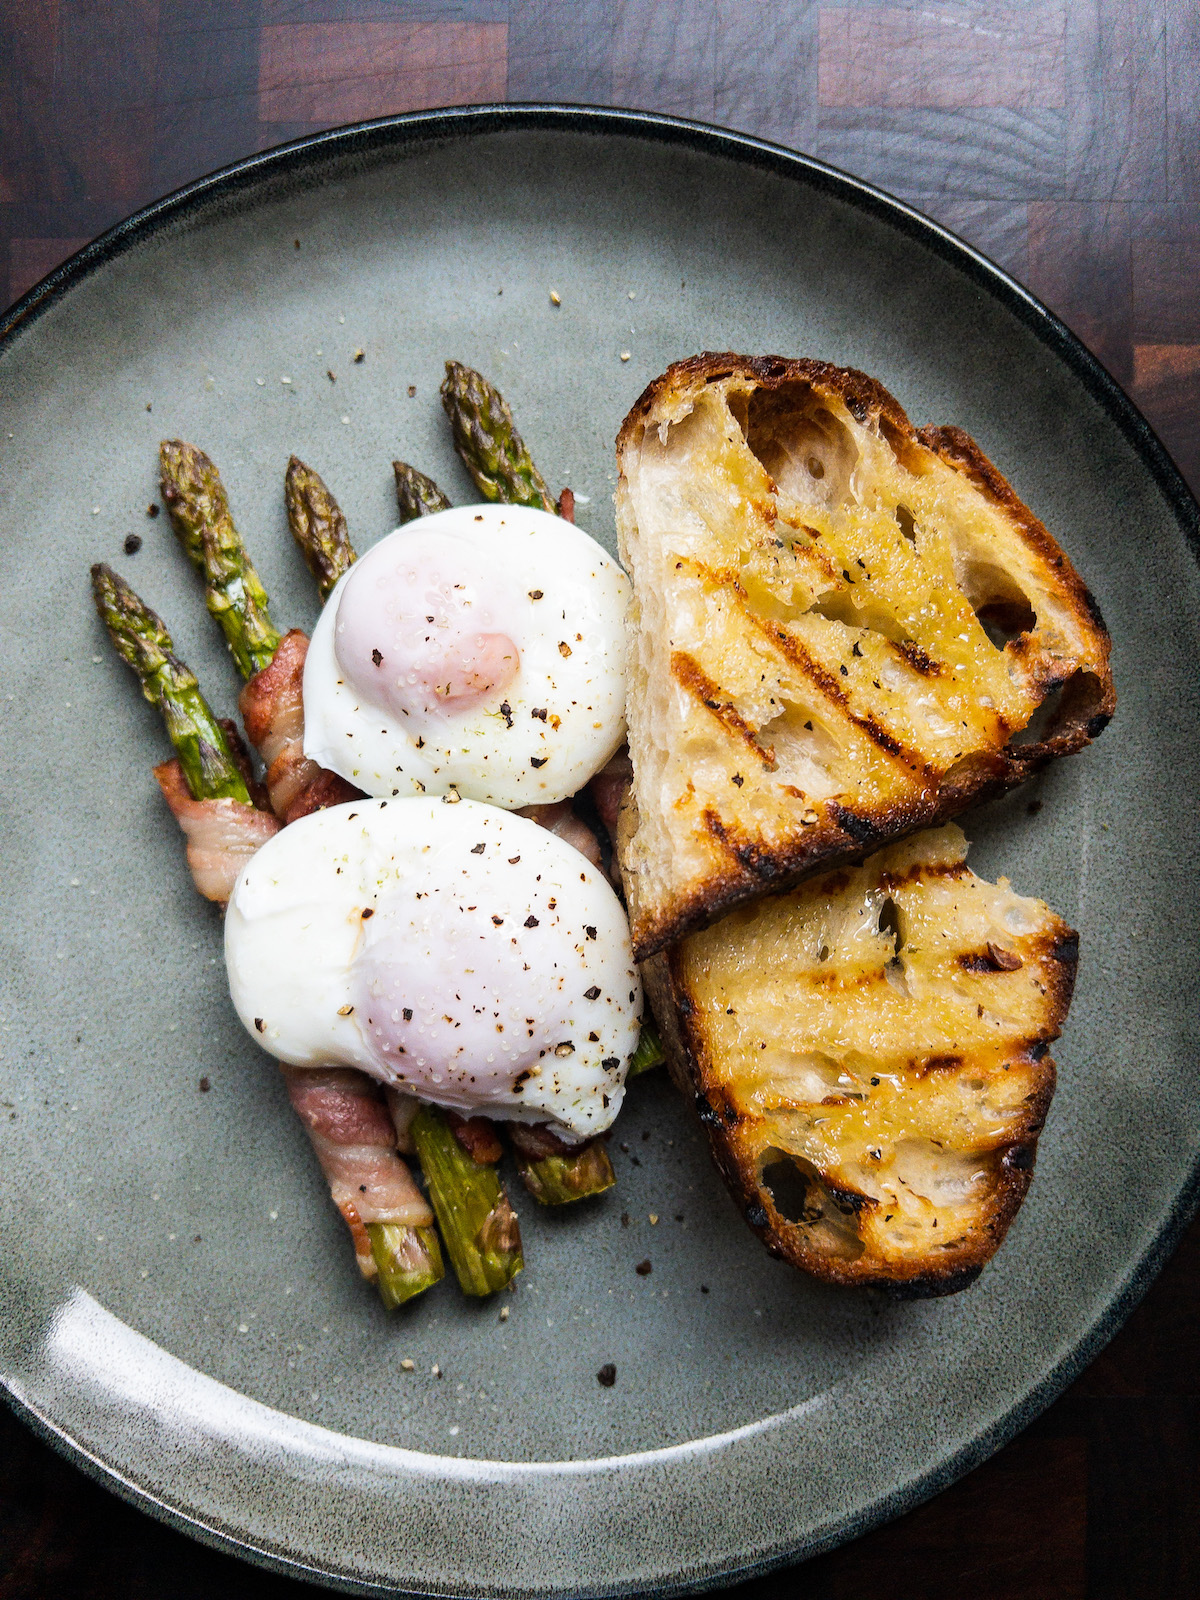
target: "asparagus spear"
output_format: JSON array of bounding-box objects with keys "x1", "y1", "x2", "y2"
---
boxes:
[
  {"x1": 159, "y1": 440, "x2": 282, "y2": 678},
  {"x1": 439, "y1": 361, "x2": 557, "y2": 513},
  {"x1": 394, "y1": 460, "x2": 452, "y2": 524},
  {"x1": 401, "y1": 427, "x2": 625, "y2": 1204},
  {"x1": 431, "y1": 377, "x2": 618, "y2": 1204},
  {"x1": 285, "y1": 445, "x2": 622, "y2": 1215},
  {"x1": 90, "y1": 563, "x2": 251, "y2": 804},
  {"x1": 628, "y1": 1020, "x2": 665, "y2": 1078},
  {"x1": 410, "y1": 1107, "x2": 523, "y2": 1296},
  {"x1": 513, "y1": 1139, "x2": 616, "y2": 1207},
  {"x1": 513, "y1": 1025, "x2": 663, "y2": 1203},
  {"x1": 283, "y1": 457, "x2": 526, "y2": 1292},
  {"x1": 369, "y1": 1220, "x2": 444, "y2": 1309},
  {"x1": 285, "y1": 455, "x2": 355, "y2": 602},
  {"x1": 93, "y1": 562, "x2": 442, "y2": 1305},
  {"x1": 154, "y1": 451, "x2": 448, "y2": 1303}
]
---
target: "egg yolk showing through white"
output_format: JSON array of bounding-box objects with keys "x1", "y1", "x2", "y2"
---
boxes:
[
  {"x1": 224, "y1": 797, "x2": 641, "y2": 1139},
  {"x1": 302, "y1": 504, "x2": 630, "y2": 808}
]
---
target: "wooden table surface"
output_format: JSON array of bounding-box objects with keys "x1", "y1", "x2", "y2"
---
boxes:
[{"x1": 2, "y1": 4, "x2": 1197, "y2": 1596}]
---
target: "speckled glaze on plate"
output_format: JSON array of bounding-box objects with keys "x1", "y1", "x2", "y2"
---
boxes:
[{"x1": 1, "y1": 107, "x2": 1198, "y2": 1597}]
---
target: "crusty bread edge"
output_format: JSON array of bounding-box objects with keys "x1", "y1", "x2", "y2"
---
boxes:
[{"x1": 617, "y1": 353, "x2": 1117, "y2": 962}]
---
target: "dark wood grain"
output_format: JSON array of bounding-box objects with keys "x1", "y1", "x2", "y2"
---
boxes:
[{"x1": 1, "y1": 4, "x2": 1197, "y2": 1596}]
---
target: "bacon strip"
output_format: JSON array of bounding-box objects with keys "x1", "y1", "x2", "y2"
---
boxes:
[
  {"x1": 217, "y1": 717, "x2": 272, "y2": 811},
  {"x1": 587, "y1": 745, "x2": 632, "y2": 844},
  {"x1": 284, "y1": 766, "x2": 362, "y2": 824},
  {"x1": 518, "y1": 800, "x2": 605, "y2": 872},
  {"x1": 154, "y1": 639, "x2": 429, "y2": 1281},
  {"x1": 282, "y1": 1065, "x2": 434, "y2": 1277},
  {"x1": 239, "y1": 628, "x2": 363, "y2": 822},
  {"x1": 445, "y1": 1111, "x2": 504, "y2": 1164},
  {"x1": 153, "y1": 759, "x2": 281, "y2": 905},
  {"x1": 385, "y1": 1087, "x2": 420, "y2": 1154},
  {"x1": 507, "y1": 1121, "x2": 584, "y2": 1161}
]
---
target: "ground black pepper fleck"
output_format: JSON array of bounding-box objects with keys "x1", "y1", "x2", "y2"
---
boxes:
[
  {"x1": 597, "y1": 1364, "x2": 616, "y2": 1387},
  {"x1": 635, "y1": 1259, "x2": 652, "y2": 1276},
  {"x1": 146, "y1": 503, "x2": 159, "y2": 518},
  {"x1": 198, "y1": 1077, "x2": 210, "y2": 1092},
  {"x1": 123, "y1": 533, "x2": 142, "y2": 554}
]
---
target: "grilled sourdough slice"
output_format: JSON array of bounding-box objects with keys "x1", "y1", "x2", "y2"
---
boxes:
[
  {"x1": 616, "y1": 353, "x2": 1114, "y2": 959},
  {"x1": 643, "y1": 825, "x2": 1075, "y2": 1295}
]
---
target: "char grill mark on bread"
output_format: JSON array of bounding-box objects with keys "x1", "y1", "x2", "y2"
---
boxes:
[
  {"x1": 643, "y1": 825, "x2": 1073, "y2": 1294},
  {"x1": 615, "y1": 353, "x2": 1115, "y2": 959}
]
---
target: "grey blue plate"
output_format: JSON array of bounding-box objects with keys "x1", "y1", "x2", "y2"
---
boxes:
[{"x1": 1, "y1": 107, "x2": 1198, "y2": 1597}]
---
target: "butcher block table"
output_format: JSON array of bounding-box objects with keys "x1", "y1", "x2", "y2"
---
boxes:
[{"x1": 2, "y1": 4, "x2": 1197, "y2": 1597}]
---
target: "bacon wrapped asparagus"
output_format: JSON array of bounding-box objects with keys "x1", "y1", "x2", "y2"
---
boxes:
[
  {"x1": 410, "y1": 383, "x2": 619, "y2": 1203},
  {"x1": 90, "y1": 564, "x2": 442, "y2": 1304},
  {"x1": 162, "y1": 442, "x2": 524, "y2": 1295},
  {"x1": 283, "y1": 1067, "x2": 442, "y2": 1307},
  {"x1": 238, "y1": 627, "x2": 361, "y2": 824},
  {"x1": 283, "y1": 453, "x2": 527, "y2": 1288},
  {"x1": 159, "y1": 442, "x2": 360, "y2": 827}
]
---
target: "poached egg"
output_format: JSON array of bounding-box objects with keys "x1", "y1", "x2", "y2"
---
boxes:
[
  {"x1": 225, "y1": 796, "x2": 641, "y2": 1139},
  {"x1": 302, "y1": 504, "x2": 630, "y2": 808}
]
